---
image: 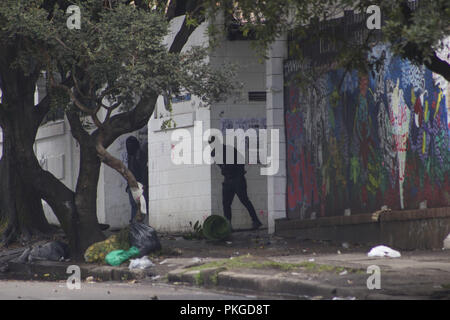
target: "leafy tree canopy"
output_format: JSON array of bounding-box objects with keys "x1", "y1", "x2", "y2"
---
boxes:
[
  {"x1": 0, "y1": 0, "x2": 239, "y2": 122},
  {"x1": 206, "y1": 0, "x2": 450, "y2": 81}
]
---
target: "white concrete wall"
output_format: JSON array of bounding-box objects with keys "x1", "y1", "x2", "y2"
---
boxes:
[
  {"x1": 265, "y1": 36, "x2": 288, "y2": 233},
  {"x1": 147, "y1": 17, "x2": 213, "y2": 232},
  {"x1": 210, "y1": 39, "x2": 268, "y2": 230},
  {"x1": 102, "y1": 127, "x2": 148, "y2": 228},
  {"x1": 148, "y1": 14, "x2": 270, "y2": 232}
]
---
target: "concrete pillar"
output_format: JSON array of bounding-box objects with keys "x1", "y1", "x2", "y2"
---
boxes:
[{"x1": 266, "y1": 36, "x2": 288, "y2": 233}]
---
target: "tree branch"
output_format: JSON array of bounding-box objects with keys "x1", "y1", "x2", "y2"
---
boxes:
[
  {"x1": 95, "y1": 94, "x2": 158, "y2": 148},
  {"x1": 66, "y1": 107, "x2": 91, "y2": 143},
  {"x1": 95, "y1": 133, "x2": 144, "y2": 221},
  {"x1": 169, "y1": 8, "x2": 205, "y2": 53}
]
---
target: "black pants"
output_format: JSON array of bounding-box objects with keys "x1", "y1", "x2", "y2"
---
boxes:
[{"x1": 222, "y1": 175, "x2": 259, "y2": 223}]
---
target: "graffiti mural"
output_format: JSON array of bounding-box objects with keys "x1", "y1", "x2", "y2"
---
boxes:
[{"x1": 284, "y1": 44, "x2": 450, "y2": 218}]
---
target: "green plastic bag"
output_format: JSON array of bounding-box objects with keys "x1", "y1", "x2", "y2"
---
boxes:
[{"x1": 105, "y1": 246, "x2": 140, "y2": 266}]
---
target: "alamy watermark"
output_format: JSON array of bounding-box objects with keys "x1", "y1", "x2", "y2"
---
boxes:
[
  {"x1": 366, "y1": 265, "x2": 381, "y2": 290},
  {"x1": 66, "y1": 5, "x2": 81, "y2": 30},
  {"x1": 366, "y1": 5, "x2": 381, "y2": 30},
  {"x1": 65, "y1": 4, "x2": 381, "y2": 31},
  {"x1": 66, "y1": 265, "x2": 81, "y2": 290},
  {"x1": 170, "y1": 121, "x2": 280, "y2": 176}
]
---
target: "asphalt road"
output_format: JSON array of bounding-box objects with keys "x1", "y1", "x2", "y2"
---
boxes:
[{"x1": 0, "y1": 280, "x2": 251, "y2": 300}]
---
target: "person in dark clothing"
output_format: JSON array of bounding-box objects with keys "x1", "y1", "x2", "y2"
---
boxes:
[
  {"x1": 214, "y1": 142, "x2": 263, "y2": 230},
  {"x1": 126, "y1": 136, "x2": 149, "y2": 222}
]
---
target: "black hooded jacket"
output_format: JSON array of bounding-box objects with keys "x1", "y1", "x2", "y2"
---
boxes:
[{"x1": 126, "y1": 136, "x2": 148, "y2": 186}]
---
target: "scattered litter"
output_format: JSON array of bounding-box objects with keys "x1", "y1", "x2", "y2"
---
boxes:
[
  {"x1": 332, "y1": 296, "x2": 356, "y2": 300},
  {"x1": 302, "y1": 249, "x2": 308, "y2": 253},
  {"x1": 308, "y1": 258, "x2": 315, "y2": 262},
  {"x1": 337, "y1": 250, "x2": 341, "y2": 255},
  {"x1": 191, "y1": 257, "x2": 202, "y2": 264},
  {"x1": 419, "y1": 200, "x2": 427, "y2": 209},
  {"x1": 17, "y1": 241, "x2": 70, "y2": 263},
  {"x1": 226, "y1": 241, "x2": 232, "y2": 245},
  {"x1": 129, "y1": 222, "x2": 162, "y2": 256},
  {"x1": 339, "y1": 270, "x2": 348, "y2": 276},
  {"x1": 443, "y1": 233, "x2": 450, "y2": 250},
  {"x1": 128, "y1": 256, "x2": 154, "y2": 270},
  {"x1": 84, "y1": 231, "x2": 129, "y2": 263},
  {"x1": 106, "y1": 247, "x2": 140, "y2": 266},
  {"x1": 347, "y1": 280, "x2": 353, "y2": 285},
  {"x1": 159, "y1": 259, "x2": 168, "y2": 265},
  {"x1": 342, "y1": 242, "x2": 350, "y2": 249},
  {"x1": 311, "y1": 296, "x2": 323, "y2": 300},
  {"x1": 368, "y1": 245, "x2": 401, "y2": 258},
  {"x1": 85, "y1": 276, "x2": 95, "y2": 283},
  {"x1": 151, "y1": 275, "x2": 161, "y2": 281},
  {"x1": 43, "y1": 273, "x2": 50, "y2": 277},
  {"x1": 291, "y1": 272, "x2": 301, "y2": 276}
]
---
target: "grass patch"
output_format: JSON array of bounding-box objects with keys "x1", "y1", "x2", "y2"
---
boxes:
[
  {"x1": 184, "y1": 255, "x2": 364, "y2": 276},
  {"x1": 185, "y1": 254, "x2": 300, "y2": 272},
  {"x1": 193, "y1": 272, "x2": 204, "y2": 286},
  {"x1": 298, "y1": 261, "x2": 363, "y2": 274},
  {"x1": 442, "y1": 283, "x2": 450, "y2": 290}
]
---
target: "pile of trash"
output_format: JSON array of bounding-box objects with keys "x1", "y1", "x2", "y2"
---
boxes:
[
  {"x1": 17, "y1": 241, "x2": 70, "y2": 263},
  {"x1": 84, "y1": 221, "x2": 161, "y2": 269}
]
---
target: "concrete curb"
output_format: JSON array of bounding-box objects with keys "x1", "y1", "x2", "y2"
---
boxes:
[
  {"x1": 6, "y1": 260, "x2": 147, "y2": 282},
  {"x1": 167, "y1": 267, "x2": 371, "y2": 299}
]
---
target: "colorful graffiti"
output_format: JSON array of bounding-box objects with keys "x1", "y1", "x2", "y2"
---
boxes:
[{"x1": 285, "y1": 43, "x2": 450, "y2": 218}]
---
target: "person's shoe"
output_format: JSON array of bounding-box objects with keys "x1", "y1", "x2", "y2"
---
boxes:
[{"x1": 252, "y1": 220, "x2": 263, "y2": 230}]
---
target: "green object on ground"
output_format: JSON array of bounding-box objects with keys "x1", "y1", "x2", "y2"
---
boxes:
[
  {"x1": 84, "y1": 227, "x2": 130, "y2": 263},
  {"x1": 202, "y1": 215, "x2": 232, "y2": 241},
  {"x1": 105, "y1": 246, "x2": 141, "y2": 266}
]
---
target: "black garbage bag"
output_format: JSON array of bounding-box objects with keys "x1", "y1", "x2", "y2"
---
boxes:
[
  {"x1": 129, "y1": 222, "x2": 161, "y2": 257},
  {"x1": 17, "y1": 241, "x2": 70, "y2": 263}
]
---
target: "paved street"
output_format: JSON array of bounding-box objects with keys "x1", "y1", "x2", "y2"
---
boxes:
[{"x1": 0, "y1": 280, "x2": 250, "y2": 300}]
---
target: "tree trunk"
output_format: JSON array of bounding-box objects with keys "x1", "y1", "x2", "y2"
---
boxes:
[
  {"x1": 0, "y1": 94, "x2": 51, "y2": 246},
  {"x1": 73, "y1": 138, "x2": 106, "y2": 255},
  {"x1": 0, "y1": 133, "x2": 51, "y2": 245}
]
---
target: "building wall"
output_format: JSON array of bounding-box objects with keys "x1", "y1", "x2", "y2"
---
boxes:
[
  {"x1": 148, "y1": 17, "x2": 213, "y2": 232},
  {"x1": 210, "y1": 39, "x2": 268, "y2": 230},
  {"x1": 284, "y1": 43, "x2": 450, "y2": 219},
  {"x1": 148, "y1": 16, "x2": 270, "y2": 232}
]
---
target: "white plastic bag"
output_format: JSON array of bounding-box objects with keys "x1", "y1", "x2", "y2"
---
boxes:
[
  {"x1": 443, "y1": 233, "x2": 450, "y2": 250},
  {"x1": 128, "y1": 256, "x2": 154, "y2": 270},
  {"x1": 367, "y1": 245, "x2": 401, "y2": 258},
  {"x1": 131, "y1": 182, "x2": 147, "y2": 214}
]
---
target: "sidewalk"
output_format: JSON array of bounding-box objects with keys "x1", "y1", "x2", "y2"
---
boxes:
[
  {"x1": 1, "y1": 229, "x2": 450, "y2": 299},
  {"x1": 156, "y1": 230, "x2": 450, "y2": 300}
]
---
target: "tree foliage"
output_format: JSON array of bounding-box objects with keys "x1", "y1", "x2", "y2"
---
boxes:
[
  {"x1": 0, "y1": 0, "x2": 238, "y2": 253},
  {"x1": 207, "y1": 0, "x2": 450, "y2": 80}
]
